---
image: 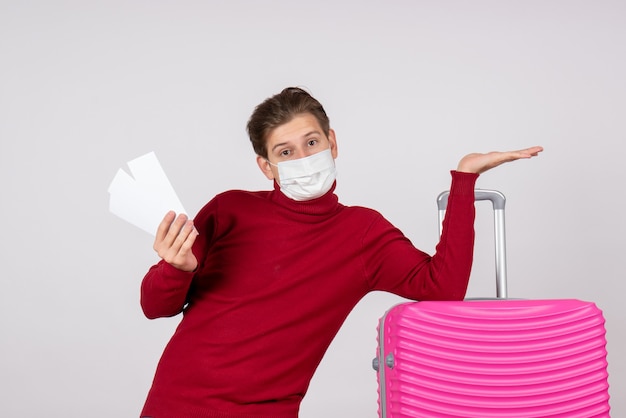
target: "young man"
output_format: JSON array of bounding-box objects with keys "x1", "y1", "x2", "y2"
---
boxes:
[{"x1": 139, "y1": 87, "x2": 542, "y2": 418}]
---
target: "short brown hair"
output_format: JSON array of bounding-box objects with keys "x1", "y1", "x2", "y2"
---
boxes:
[{"x1": 247, "y1": 87, "x2": 330, "y2": 159}]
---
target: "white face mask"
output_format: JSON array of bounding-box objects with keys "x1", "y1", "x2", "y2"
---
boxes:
[{"x1": 268, "y1": 148, "x2": 337, "y2": 201}]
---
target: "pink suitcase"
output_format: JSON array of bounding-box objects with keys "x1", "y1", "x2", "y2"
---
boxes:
[{"x1": 373, "y1": 190, "x2": 610, "y2": 417}]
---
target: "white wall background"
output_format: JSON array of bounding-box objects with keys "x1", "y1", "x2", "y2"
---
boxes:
[{"x1": 1, "y1": 1, "x2": 624, "y2": 416}]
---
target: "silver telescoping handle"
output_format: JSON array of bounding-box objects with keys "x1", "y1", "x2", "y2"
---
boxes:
[{"x1": 437, "y1": 189, "x2": 508, "y2": 299}]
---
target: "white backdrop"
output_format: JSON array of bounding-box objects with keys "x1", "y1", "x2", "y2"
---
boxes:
[{"x1": 1, "y1": 1, "x2": 624, "y2": 416}]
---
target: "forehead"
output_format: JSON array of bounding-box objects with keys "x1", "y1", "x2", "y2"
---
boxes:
[{"x1": 265, "y1": 113, "x2": 324, "y2": 147}]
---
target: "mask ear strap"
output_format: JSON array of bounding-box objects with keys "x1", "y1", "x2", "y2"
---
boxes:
[{"x1": 266, "y1": 159, "x2": 278, "y2": 167}]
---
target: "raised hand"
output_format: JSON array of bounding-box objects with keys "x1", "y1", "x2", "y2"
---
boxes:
[
  {"x1": 153, "y1": 211, "x2": 199, "y2": 272},
  {"x1": 457, "y1": 146, "x2": 543, "y2": 174}
]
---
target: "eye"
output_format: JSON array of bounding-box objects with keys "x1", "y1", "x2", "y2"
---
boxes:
[
  {"x1": 307, "y1": 139, "x2": 318, "y2": 147},
  {"x1": 279, "y1": 149, "x2": 291, "y2": 157}
]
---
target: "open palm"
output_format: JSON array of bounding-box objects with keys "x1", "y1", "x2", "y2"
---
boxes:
[{"x1": 457, "y1": 146, "x2": 543, "y2": 174}]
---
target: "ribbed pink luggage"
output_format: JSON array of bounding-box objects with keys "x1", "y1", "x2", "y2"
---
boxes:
[{"x1": 373, "y1": 190, "x2": 610, "y2": 417}]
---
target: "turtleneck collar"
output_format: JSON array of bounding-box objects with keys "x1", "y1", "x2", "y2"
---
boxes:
[{"x1": 269, "y1": 180, "x2": 343, "y2": 218}]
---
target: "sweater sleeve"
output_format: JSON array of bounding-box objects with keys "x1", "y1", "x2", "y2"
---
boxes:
[
  {"x1": 140, "y1": 197, "x2": 217, "y2": 319},
  {"x1": 363, "y1": 170, "x2": 478, "y2": 301},
  {"x1": 140, "y1": 261, "x2": 196, "y2": 319}
]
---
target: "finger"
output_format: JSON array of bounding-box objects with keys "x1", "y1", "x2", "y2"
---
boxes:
[
  {"x1": 162, "y1": 214, "x2": 189, "y2": 247},
  {"x1": 171, "y1": 214, "x2": 190, "y2": 236},
  {"x1": 481, "y1": 150, "x2": 533, "y2": 171},
  {"x1": 169, "y1": 220, "x2": 197, "y2": 260},
  {"x1": 154, "y1": 211, "x2": 176, "y2": 249},
  {"x1": 177, "y1": 221, "x2": 199, "y2": 253},
  {"x1": 175, "y1": 220, "x2": 197, "y2": 245},
  {"x1": 516, "y1": 146, "x2": 544, "y2": 157},
  {"x1": 503, "y1": 147, "x2": 543, "y2": 161},
  {"x1": 527, "y1": 145, "x2": 544, "y2": 156}
]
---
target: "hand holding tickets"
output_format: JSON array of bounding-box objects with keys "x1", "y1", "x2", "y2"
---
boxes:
[{"x1": 154, "y1": 211, "x2": 199, "y2": 272}]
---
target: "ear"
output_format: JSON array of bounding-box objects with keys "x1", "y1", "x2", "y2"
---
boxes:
[
  {"x1": 328, "y1": 128, "x2": 338, "y2": 159},
  {"x1": 256, "y1": 155, "x2": 275, "y2": 180}
]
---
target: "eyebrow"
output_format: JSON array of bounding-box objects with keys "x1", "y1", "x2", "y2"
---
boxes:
[{"x1": 270, "y1": 130, "x2": 322, "y2": 152}]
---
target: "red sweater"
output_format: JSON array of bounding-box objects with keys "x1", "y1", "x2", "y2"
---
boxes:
[{"x1": 140, "y1": 171, "x2": 478, "y2": 418}]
